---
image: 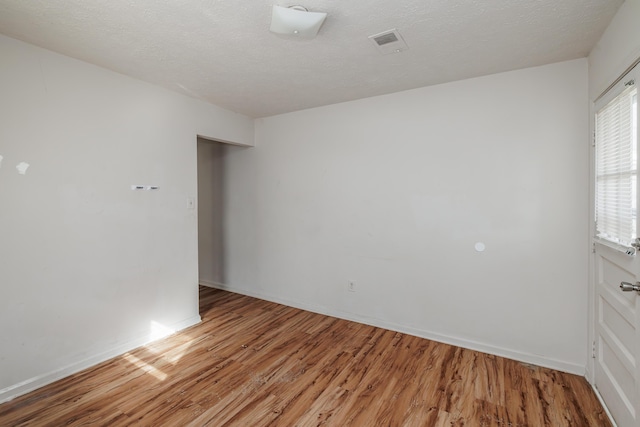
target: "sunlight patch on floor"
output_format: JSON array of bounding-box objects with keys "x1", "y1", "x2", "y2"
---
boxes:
[
  {"x1": 144, "y1": 320, "x2": 193, "y2": 364},
  {"x1": 123, "y1": 353, "x2": 168, "y2": 381}
]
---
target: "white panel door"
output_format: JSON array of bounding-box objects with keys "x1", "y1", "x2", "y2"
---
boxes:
[
  {"x1": 594, "y1": 244, "x2": 640, "y2": 426},
  {"x1": 594, "y1": 63, "x2": 640, "y2": 427}
]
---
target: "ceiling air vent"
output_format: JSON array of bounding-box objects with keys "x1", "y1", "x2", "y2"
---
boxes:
[{"x1": 368, "y1": 29, "x2": 408, "y2": 54}]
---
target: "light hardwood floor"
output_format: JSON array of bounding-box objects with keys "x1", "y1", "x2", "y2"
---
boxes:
[{"x1": 0, "y1": 286, "x2": 611, "y2": 426}]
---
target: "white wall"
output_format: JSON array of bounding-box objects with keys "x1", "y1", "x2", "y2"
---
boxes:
[
  {"x1": 0, "y1": 34, "x2": 253, "y2": 401},
  {"x1": 198, "y1": 139, "x2": 225, "y2": 286},
  {"x1": 220, "y1": 59, "x2": 590, "y2": 373}
]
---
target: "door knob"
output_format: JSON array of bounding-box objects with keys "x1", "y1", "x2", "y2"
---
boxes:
[{"x1": 620, "y1": 282, "x2": 640, "y2": 293}]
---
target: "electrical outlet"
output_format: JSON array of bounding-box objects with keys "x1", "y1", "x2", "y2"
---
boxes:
[{"x1": 348, "y1": 281, "x2": 356, "y2": 292}]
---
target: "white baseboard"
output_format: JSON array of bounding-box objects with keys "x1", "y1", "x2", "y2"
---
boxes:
[
  {"x1": 591, "y1": 384, "x2": 618, "y2": 427},
  {"x1": 203, "y1": 282, "x2": 585, "y2": 376},
  {"x1": 0, "y1": 315, "x2": 201, "y2": 404},
  {"x1": 2, "y1": 282, "x2": 589, "y2": 405},
  {"x1": 199, "y1": 279, "x2": 220, "y2": 288}
]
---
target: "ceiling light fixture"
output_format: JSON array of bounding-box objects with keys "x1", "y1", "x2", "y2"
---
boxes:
[{"x1": 270, "y1": 5, "x2": 327, "y2": 38}]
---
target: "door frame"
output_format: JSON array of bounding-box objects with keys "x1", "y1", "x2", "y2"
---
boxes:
[
  {"x1": 195, "y1": 135, "x2": 252, "y2": 295},
  {"x1": 587, "y1": 59, "x2": 640, "y2": 423},
  {"x1": 587, "y1": 96, "x2": 597, "y2": 385}
]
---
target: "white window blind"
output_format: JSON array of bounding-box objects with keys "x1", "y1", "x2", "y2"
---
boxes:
[{"x1": 595, "y1": 83, "x2": 638, "y2": 246}]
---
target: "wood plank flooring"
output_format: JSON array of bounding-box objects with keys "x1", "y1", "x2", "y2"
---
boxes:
[{"x1": 0, "y1": 286, "x2": 612, "y2": 426}]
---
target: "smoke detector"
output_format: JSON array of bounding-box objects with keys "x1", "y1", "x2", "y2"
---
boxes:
[{"x1": 368, "y1": 29, "x2": 408, "y2": 54}]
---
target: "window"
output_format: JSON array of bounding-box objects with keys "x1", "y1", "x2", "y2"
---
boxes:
[{"x1": 595, "y1": 81, "x2": 638, "y2": 247}]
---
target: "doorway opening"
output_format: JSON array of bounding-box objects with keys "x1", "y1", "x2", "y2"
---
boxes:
[
  {"x1": 196, "y1": 136, "x2": 250, "y2": 315},
  {"x1": 197, "y1": 137, "x2": 225, "y2": 293}
]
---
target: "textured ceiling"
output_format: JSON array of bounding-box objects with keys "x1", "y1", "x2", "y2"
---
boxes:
[{"x1": 0, "y1": 0, "x2": 624, "y2": 118}]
